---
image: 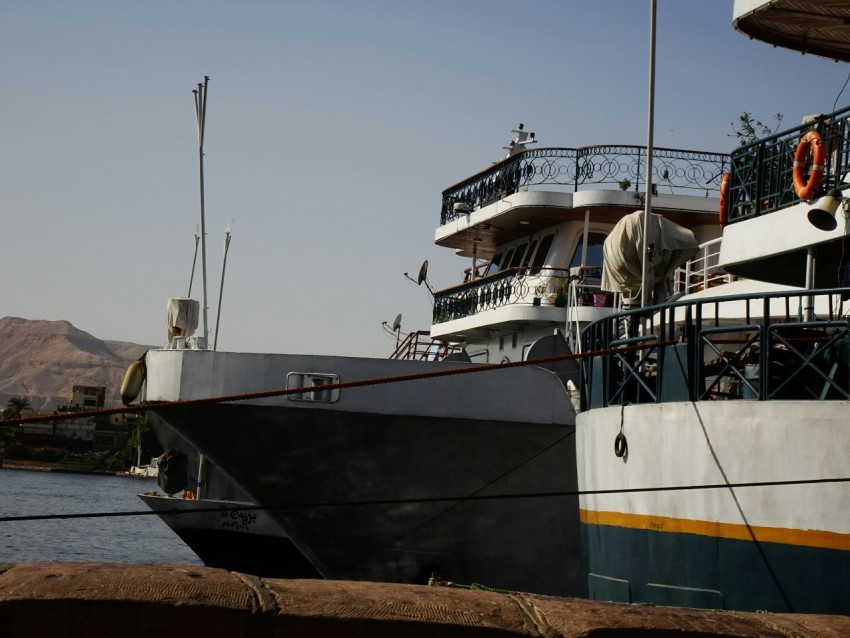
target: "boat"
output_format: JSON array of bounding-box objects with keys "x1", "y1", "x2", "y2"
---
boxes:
[
  {"x1": 126, "y1": 456, "x2": 158, "y2": 478},
  {"x1": 575, "y1": 0, "x2": 850, "y2": 614},
  {"x1": 132, "y1": 110, "x2": 728, "y2": 594}
]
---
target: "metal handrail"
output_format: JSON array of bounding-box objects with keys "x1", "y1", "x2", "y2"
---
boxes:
[
  {"x1": 580, "y1": 287, "x2": 850, "y2": 409},
  {"x1": 726, "y1": 105, "x2": 850, "y2": 223},
  {"x1": 432, "y1": 267, "x2": 573, "y2": 324},
  {"x1": 389, "y1": 330, "x2": 462, "y2": 361},
  {"x1": 440, "y1": 145, "x2": 729, "y2": 225}
]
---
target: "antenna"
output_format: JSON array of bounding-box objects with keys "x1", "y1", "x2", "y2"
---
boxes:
[
  {"x1": 417, "y1": 260, "x2": 434, "y2": 297},
  {"x1": 381, "y1": 313, "x2": 403, "y2": 350},
  {"x1": 404, "y1": 259, "x2": 433, "y2": 301},
  {"x1": 213, "y1": 219, "x2": 235, "y2": 351},
  {"x1": 193, "y1": 75, "x2": 211, "y2": 349},
  {"x1": 503, "y1": 123, "x2": 537, "y2": 157},
  {"x1": 187, "y1": 225, "x2": 200, "y2": 297}
]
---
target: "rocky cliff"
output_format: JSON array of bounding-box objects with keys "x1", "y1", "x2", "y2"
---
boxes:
[{"x1": 0, "y1": 317, "x2": 152, "y2": 411}]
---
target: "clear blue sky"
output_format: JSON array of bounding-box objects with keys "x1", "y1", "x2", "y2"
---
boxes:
[{"x1": 2, "y1": 1, "x2": 848, "y2": 356}]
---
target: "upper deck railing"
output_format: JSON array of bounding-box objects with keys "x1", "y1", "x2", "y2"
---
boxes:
[
  {"x1": 440, "y1": 145, "x2": 730, "y2": 225},
  {"x1": 726, "y1": 105, "x2": 850, "y2": 223},
  {"x1": 580, "y1": 287, "x2": 850, "y2": 410}
]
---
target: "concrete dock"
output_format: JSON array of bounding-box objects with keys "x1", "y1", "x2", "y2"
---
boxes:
[{"x1": 1, "y1": 562, "x2": 848, "y2": 637}]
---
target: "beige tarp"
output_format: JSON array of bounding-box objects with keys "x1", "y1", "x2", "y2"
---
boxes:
[{"x1": 601, "y1": 210, "x2": 698, "y2": 303}]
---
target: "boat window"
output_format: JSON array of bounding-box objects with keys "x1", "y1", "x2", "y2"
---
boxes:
[
  {"x1": 528, "y1": 234, "x2": 555, "y2": 274},
  {"x1": 501, "y1": 248, "x2": 516, "y2": 272},
  {"x1": 508, "y1": 242, "x2": 528, "y2": 269},
  {"x1": 286, "y1": 372, "x2": 340, "y2": 403},
  {"x1": 570, "y1": 232, "x2": 607, "y2": 268},
  {"x1": 520, "y1": 239, "x2": 538, "y2": 268},
  {"x1": 484, "y1": 252, "x2": 504, "y2": 277}
]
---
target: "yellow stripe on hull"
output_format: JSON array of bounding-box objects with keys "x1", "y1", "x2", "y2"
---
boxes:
[{"x1": 580, "y1": 509, "x2": 850, "y2": 552}]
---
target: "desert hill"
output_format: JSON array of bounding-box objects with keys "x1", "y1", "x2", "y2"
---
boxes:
[{"x1": 0, "y1": 316, "x2": 153, "y2": 411}]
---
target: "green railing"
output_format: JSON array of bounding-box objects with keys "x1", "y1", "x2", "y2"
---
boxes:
[
  {"x1": 726, "y1": 105, "x2": 850, "y2": 223},
  {"x1": 580, "y1": 288, "x2": 850, "y2": 409}
]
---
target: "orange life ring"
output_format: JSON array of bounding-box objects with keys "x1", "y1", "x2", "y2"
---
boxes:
[
  {"x1": 718, "y1": 173, "x2": 730, "y2": 226},
  {"x1": 793, "y1": 131, "x2": 825, "y2": 201}
]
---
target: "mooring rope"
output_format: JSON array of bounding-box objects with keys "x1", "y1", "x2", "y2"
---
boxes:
[{"x1": 9, "y1": 339, "x2": 676, "y2": 425}]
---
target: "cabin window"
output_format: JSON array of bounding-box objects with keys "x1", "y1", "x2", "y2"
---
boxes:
[
  {"x1": 570, "y1": 232, "x2": 607, "y2": 268},
  {"x1": 521, "y1": 239, "x2": 538, "y2": 268},
  {"x1": 501, "y1": 247, "x2": 516, "y2": 272},
  {"x1": 508, "y1": 242, "x2": 528, "y2": 269},
  {"x1": 286, "y1": 372, "x2": 340, "y2": 403},
  {"x1": 528, "y1": 234, "x2": 555, "y2": 274},
  {"x1": 484, "y1": 252, "x2": 504, "y2": 277}
]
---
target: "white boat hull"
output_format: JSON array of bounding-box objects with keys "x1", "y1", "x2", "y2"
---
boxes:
[{"x1": 576, "y1": 401, "x2": 850, "y2": 613}]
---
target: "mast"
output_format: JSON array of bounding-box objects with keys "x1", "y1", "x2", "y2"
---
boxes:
[
  {"x1": 213, "y1": 220, "x2": 234, "y2": 350},
  {"x1": 193, "y1": 76, "x2": 211, "y2": 348},
  {"x1": 640, "y1": 0, "x2": 657, "y2": 309}
]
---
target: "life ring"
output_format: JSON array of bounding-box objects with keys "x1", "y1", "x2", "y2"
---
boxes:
[
  {"x1": 793, "y1": 131, "x2": 825, "y2": 201},
  {"x1": 718, "y1": 173, "x2": 731, "y2": 226},
  {"x1": 614, "y1": 432, "x2": 628, "y2": 458}
]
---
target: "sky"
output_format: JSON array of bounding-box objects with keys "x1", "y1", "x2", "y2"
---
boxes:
[{"x1": 3, "y1": 1, "x2": 850, "y2": 357}]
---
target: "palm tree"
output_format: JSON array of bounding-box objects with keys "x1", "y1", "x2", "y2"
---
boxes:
[{"x1": 3, "y1": 396, "x2": 31, "y2": 419}]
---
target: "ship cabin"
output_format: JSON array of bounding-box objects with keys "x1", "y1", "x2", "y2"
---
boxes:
[{"x1": 428, "y1": 130, "x2": 730, "y2": 364}]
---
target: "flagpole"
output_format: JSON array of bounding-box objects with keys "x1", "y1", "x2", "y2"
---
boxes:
[
  {"x1": 193, "y1": 76, "x2": 210, "y2": 348},
  {"x1": 640, "y1": 0, "x2": 657, "y2": 309}
]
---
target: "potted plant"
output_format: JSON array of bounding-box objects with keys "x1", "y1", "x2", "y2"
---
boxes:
[
  {"x1": 533, "y1": 283, "x2": 547, "y2": 306},
  {"x1": 553, "y1": 276, "x2": 568, "y2": 308},
  {"x1": 618, "y1": 179, "x2": 631, "y2": 191}
]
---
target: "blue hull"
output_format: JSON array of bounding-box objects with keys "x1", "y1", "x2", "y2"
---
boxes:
[{"x1": 582, "y1": 522, "x2": 850, "y2": 614}]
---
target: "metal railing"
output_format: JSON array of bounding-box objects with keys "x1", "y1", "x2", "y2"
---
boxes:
[
  {"x1": 580, "y1": 287, "x2": 850, "y2": 409},
  {"x1": 672, "y1": 238, "x2": 732, "y2": 296},
  {"x1": 726, "y1": 105, "x2": 850, "y2": 223},
  {"x1": 440, "y1": 145, "x2": 729, "y2": 225},
  {"x1": 432, "y1": 266, "x2": 614, "y2": 325},
  {"x1": 389, "y1": 330, "x2": 462, "y2": 361},
  {"x1": 432, "y1": 267, "x2": 573, "y2": 324}
]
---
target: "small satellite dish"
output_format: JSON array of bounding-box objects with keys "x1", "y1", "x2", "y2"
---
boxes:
[
  {"x1": 417, "y1": 260, "x2": 429, "y2": 285},
  {"x1": 391, "y1": 313, "x2": 402, "y2": 332}
]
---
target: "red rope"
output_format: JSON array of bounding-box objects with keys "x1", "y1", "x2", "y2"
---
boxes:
[{"x1": 9, "y1": 340, "x2": 675, "y2": 425}]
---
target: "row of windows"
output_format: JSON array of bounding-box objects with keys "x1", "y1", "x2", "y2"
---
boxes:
[
  {"x1": 485, "y1": 232, "x2": 608, "y2": 275},
  {"x1": 484, "y1": 234, "x2": 555, "y2": 277}
]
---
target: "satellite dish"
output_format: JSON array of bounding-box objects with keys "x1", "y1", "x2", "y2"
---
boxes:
[
  {"x1": 391, "y1": 313, "x2": 402, "y2": 332},
  {"x1": 417, "y1": 260, "x2": 429, "y2": 285}
]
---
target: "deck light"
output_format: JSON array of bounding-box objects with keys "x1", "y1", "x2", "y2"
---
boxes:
[{"x1": 807, "y1": 189, "x2": 847, "y2": 231}]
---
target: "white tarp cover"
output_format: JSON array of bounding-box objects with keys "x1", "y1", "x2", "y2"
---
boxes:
[
  {"x1": 601, "y1": 210, "x2": 698, "y2": 302},
  {"x1": 166, "y1": 297, "x2": 200, "y2": 340}
]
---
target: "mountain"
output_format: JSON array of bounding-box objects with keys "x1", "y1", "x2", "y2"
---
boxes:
[{"x1": 0, "y1": 317, "x2": 153, "y2": 411}]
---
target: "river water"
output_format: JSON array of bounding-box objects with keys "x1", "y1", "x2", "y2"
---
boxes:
[{"x1": 0, "y1": 468, "x2": 201, "y2": 565}]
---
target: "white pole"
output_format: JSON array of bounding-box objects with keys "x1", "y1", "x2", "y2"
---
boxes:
[
  {"x1": 187, "y1": 225, "x2": 200, "y2": 297},
  {"x1": 640, "y1": 1, "x2": 657, "y2": 310},
  {"x1": 214, "y1": 221, "x2": 234, "y2": 350},
  {"x1": 194, "y1": 76, "x2": 211, "y2": 349},
  {"x1": 581, "y1": 210, "x2": 590, "y2": 267}
]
